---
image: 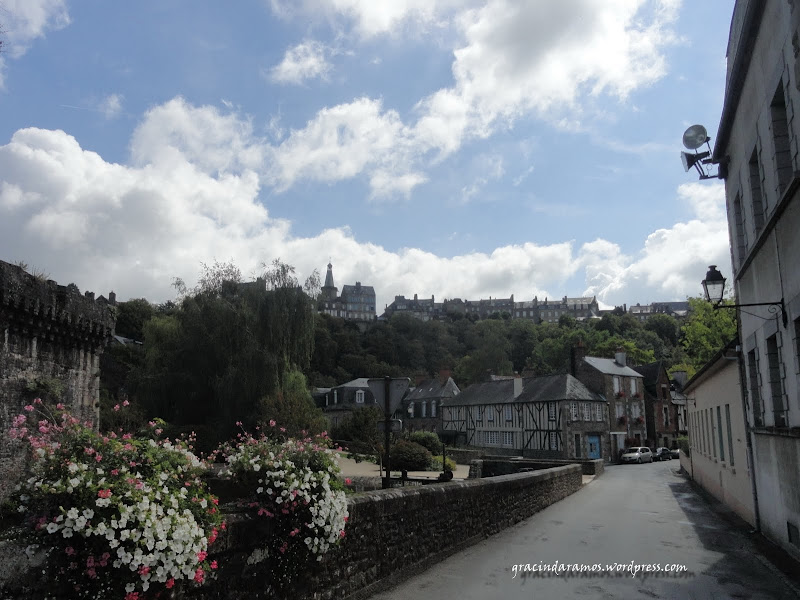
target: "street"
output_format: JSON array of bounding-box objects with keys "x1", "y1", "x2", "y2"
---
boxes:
[{"x1": 367, "y1": 460, "x2": 800, "y2": 600}]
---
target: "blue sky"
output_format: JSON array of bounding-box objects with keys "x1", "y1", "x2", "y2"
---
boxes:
[{"x1": 0, "y1": 0, "x2": 734, "y2": 312}]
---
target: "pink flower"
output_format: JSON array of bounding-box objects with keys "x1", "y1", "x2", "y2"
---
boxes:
[
  {"x1": 33, "y1": 398, "x2": 42, "y2": 405},
  {"x1": 113, "y1": 404, "x2": 120, "y2": 412},
  {"x1": 111, "y1": 469, "x2": 119, "y2": 476},
  {"x1": 139, "y1": 565, "x2": 150, "y2": 576},
  {"x1": 97, "y1": 489, "x2": 112, "y2": 499},
  {"x1": 340, "y1": 530, "x2": 346, "y2": 538},
  {"x1": 193, "y1": 568, "x2": 205, "y2": 583},
  {"x1": 279, "y1": 427, "x2": 286, "y2": 433},
  {"x1": 24, "y1": 405, "x2": 34, "y2": 412},
  {"x1": 345, "y1": 478, "x2": 352, "y2": 485},
  {"x1": 56, "y1": 403, "x2": 65, "y2": 410},
  {"x1": 210, "y1": 560, "x2": 218, "y2": 570},
  {"x1": 65, "y1": 547, "x2": 75, "y2": 556},
  {"x1": 86, "y1": 568, "x2": 97, "y2": 579},
  {"x1": 197, "y1": 551, "x2": 208, "y2": 562},
  {"x1": 166, "y1": 578, "x2": 175, "y2": 589},
  {"x1": 122, "y1": 399, "x2": 130, "y2": 407},
  {"x1": 125, "y1": 593, "x2": 139, "y2": 600}
]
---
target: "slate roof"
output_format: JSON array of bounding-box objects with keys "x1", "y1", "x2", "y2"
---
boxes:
[
  {"x1": 337, "y1": 378, "x2": 371, "y2": 388},
  {"x1": 405, "y1": 377, "x2": 460, "y2": 401},
  {"x1": 633, "y1": 361, "x2": 665, "y2": 397},
  {"x1": 442, "y1": 374, "x2": 600, "y2": 407},
  {"x1": 583, "y1": 357, "x2": 643, "y2": 377}
]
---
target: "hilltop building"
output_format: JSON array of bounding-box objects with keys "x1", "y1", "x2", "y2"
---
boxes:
[{"x1": 319, "y1": 263, "x2": 376, "y2": 327}]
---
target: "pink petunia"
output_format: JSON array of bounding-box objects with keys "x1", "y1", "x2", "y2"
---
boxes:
[
  {"x1": 24, "y1": 405, "x2": 34, "y2": 412},
  {"x1": 193, "y1": 568, "x2": 205, "y2": 584}
]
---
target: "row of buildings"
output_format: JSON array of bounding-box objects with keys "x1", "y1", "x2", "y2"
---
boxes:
[
  {"x1": 317, "y1": 262, "x2": 689, "y2": 325},
  {"x1": 315, "y1": 344, "x2": 688, "y2": 463},
  {"x1": 677, "y1": 0, "x2": 800, "y2": 565}
]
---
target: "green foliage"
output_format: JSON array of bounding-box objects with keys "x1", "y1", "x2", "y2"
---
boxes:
[
  {"x1": 259, "y1": 369, "x2": 328, "y2": 438},
  {"x1": 330, "y1": 406, "x2": 382, "y2": 448},
  {"x1": 644, "y1": 313, "x2": 679, "y2": 347},
  {"x1": 114, "y1": 298, "x2": 155, "y2": 340},
  {"x1": 408, "y1": 430, "x2": 443, "y2": 455},
  {"x1": 429, "y1": 456, "x2": 457, "y2": 471},
  {"x1": 24, "y1": 376, "x2": 64, "y2": 403},
  {"x1": 679, "y1": 297, "x2": 737, "y2": 372},
  {"x1": 677, "y1": 436, "x2": 690, "y2": 457},
  {"x1": 389, "y1": 440, "x2": 431, "y2": 471},
  {"x1": 131, "y1": 260, "x2": 317, "y2": 448}
]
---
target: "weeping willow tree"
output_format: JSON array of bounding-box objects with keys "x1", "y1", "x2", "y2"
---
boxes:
[{"x1": 131, "y1": 261, "x2": 319, "y2": 449}]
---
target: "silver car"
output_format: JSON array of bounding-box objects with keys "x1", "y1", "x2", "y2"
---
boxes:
[{"x1": 621, "y1": 447, "x2": 653, "y2": 464}]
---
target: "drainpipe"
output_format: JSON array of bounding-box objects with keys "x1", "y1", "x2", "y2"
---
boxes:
[{"x1": 733, "y1": 342, "x2": 761, "y2": 532}]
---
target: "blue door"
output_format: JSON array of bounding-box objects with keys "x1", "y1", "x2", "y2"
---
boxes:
[{"x1": 587, "y1": 435, "x2": 601, "y2": 459}]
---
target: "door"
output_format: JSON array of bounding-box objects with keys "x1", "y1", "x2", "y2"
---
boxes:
[{"x1": 587, "y1": 435, "x2": 601, "y2": 459}]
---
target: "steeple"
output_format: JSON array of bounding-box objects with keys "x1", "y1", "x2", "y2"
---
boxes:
[{"x1": 322, "y1": 262, "x2": 338, "y2": 301}]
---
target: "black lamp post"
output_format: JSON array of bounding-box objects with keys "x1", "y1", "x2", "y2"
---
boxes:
[{"x1": 701, "y1": 265, "x2": 787, "y2": 327}]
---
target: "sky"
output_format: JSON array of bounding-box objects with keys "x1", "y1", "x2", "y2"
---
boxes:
[{"x1": 0, "y1": 0, "x2": 735, "y2": 313}]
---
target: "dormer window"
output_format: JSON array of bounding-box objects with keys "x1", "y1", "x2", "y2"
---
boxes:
[{"x1": 355, "y1": 390, "x2": 364, "y2": 404}]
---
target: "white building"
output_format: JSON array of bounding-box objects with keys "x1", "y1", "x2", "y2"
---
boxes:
[
  {"x1": 712, "y1": 0, "x2": 800, "y2": 559},
  {"x1": 683, "y1": 339, "x2": 756, "y2": 527}
]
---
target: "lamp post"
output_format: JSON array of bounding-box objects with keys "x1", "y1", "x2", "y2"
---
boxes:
[{"x1": 701, "y1": 265, "x2": 787, "y2": 327}]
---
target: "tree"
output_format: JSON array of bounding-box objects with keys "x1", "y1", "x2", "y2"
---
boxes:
[
  {"x1": 114, "y1": 298, "x2": 155, "y2": 340},
  {"x1": 679, "y1": 297, "x2": 737, "y2": 372},
  {"x1": 644, "y1": 314, "x2": 679, "y2": 347},
  {"x1": 260, "y1": 369, "x2": 327, "y2": 437}
]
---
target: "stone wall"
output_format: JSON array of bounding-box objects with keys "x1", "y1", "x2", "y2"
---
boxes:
[
  {"x1": 0, "y1": 261, "x2": 115, "y2": 493},
  {"x1": 0, "y1": 464, "x2": 583, "y2": 599},
  {"x1": 469, "y1": 458, "x2": 603, "y2": 478}
]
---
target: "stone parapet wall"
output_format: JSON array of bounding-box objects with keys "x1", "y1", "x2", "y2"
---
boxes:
[
  {"x1": 0, "y1": 465, "x2": 583, "y2": 599},
  {"x1": 470, "y1": 457, "x2": 603, "y2": 478},
  {"x1": 0, "y1": 261, "x2": 115, "y2": 493}
]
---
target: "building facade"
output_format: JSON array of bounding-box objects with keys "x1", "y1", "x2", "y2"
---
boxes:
[
  {"x1": 683, "y1": 339, "x2": 755, "y2": 527},
  {"x1": 637, "y1": 361, "x2": 688, "y2": 449},
  {"x1": 440, "y1": 374, "x2": 609, "y2": 460},
  {"x1": 402, "y1": 370, "x2": 461, "y2": 433},
  {"x1": 319, "y1": 263, "x2": 376, "y2": 325},
  {"x1": 711, "y1": 0, "x2": 800, "y2": 559}
]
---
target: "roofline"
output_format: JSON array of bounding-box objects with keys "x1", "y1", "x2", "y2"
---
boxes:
[
  {"x1": 713, "y1": 0, "x2": 766, "y2": 163},
  {"x1": 682, "y1": 337, "x2": 739, "y2": 393}
]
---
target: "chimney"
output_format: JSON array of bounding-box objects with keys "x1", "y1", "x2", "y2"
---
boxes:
[
  {"x1": 570, "y1": 340, "x2": 586, "y2": 376},
  {"x1": 108, "y1": 291, "x2": 117, "y2": 306},
  {"x1": 671, "y1": 370, "x2": 688, "y2": 388},
  {"x1": 615, "y1": 347, "x2": 627, "y2": 367},
  {"x1": 513, "y1": 373, "x2": 523, "y2": 398},
  {"x1": 439, "y1": 368, "x2": 451, "y2": 384},
  {"x1": 414, "y1": 293, "x2": 418, "y2": 300}
]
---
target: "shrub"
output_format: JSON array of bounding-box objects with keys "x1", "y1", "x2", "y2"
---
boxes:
[
  {"x1": 677, "y1": 436, "x2": 690, "y2": 457},
  {"x1": 429, "y1": 456, "x2": 456, "y2": 472},
  {"x1": 408, "y1": 431, "x2": 443, "y2": 455},
  {"x1": 4, "y1": 399, "x2": 222, "y2": 599},
  {"x1": 389, "y1": 440, "x2": 431, "y2": 471}
]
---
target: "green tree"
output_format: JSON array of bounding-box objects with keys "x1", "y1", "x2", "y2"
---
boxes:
[
  {"x1": 644, "y1": 313, "x2": 679, "y2": 347},
  {"x1": 679, "y1": 297, "x2": 737, "y2": 372},
  {"x1": 260, "y1": 369, "x2": 327, "y2": 437},
  {"x1": 114, "y1": 298, "x2": 155, "y2": 340}
]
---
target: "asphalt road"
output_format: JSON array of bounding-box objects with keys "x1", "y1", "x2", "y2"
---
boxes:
[{"x1": 368, "y1": 460, "x2": 800, "y2": 600}]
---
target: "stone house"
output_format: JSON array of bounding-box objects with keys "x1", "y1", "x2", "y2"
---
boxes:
[
  {"x1": 319, "y1": 263, "x2": 376, "y2": 327},
  {"x1": 402, "y1": 369, "x2": 460, "y2": 433},
  {"x1": 440, "y1": 374, "x2": 608, "y2": 460},
  {"x1": 636, "y1": 360, "x2": 687, "y2": 449},
  {"x1": 314, "y1": 378, "x2": 380, "y2": 428},
  {"x1": 571, "y1": 343, "x2": 646, "y2": 460}
]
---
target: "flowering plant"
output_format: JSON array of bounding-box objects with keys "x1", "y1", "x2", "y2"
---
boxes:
[
  {"x1": 617, "y1": 415, "x2": 627, "y2": 426},
  {"x1": 4, "y1": 400, "x2": 223, "y2": 599},
  {"x1": 615, "y1": 391, "x2": 626, "y2": 399},
  {"x1": 221, "y1": 423, "x2": 348, "y2": 590}
]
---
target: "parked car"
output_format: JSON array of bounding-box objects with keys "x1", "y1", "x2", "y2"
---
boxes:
[
  {"x1": 652, "y1": 447, "x2": 672, "y2": 461},
  {"x1": 621, "y1": 447, "x2": 653, "y2": 463},
  {"x1": 670, "y1": 448, "x2": 680, "y2": 459}
]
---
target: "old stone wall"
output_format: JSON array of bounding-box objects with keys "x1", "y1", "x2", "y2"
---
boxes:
[
  {"x1": 0, "y1": 261, "x2": 115, "y2": 492},
  {"x1": 0, "y1": 465, "x2": 583, "y2": 599}
]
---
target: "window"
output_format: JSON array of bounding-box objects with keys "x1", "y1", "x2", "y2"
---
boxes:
[
  {"x1": 475, "y1": 406, "x2": 483, "y2": 421},
  {"x1": 549, "y1": 431, "x2": 559, "y2": 450},
  {"x1": 355, "y1": 390, "x2": 365, "y2": 404},
  {"x1": 771, "y1": 81, "x2": 793, "y2": 197},
  {"x1": 408, "y1": 402, "x2": 414, "y2": 417},
  {"x1": 613, "y1": 376, "x2": 621, "y2": 395},
  {"x1": 766, "y1": 334, "x2": 787, "y2": 426},
  {"x1": 595, "y1": 404, "x2": 603, "y2": 422},
  {"x1": 717, "y1": 406, "x2": 725, "y2": 461},
  {"x1": 431, "y1": 400, "x2": 437, "y2": 418},
  {"x1": 422, "y1": 401, "x2": 427, "y2": 418},
  {"x1": 502, "y1": 431, "x2": 514, "y2": 447},
  {"x1": 487, "y1": 407, "x2": 494, "y2": 421},
  {"x1": 630, "y1": 378, "x2": 637, "y2": 396},
  {"x1": 749, "y1": 148, "x2": 765, "y2": 235},
  {"x1": 571, "y1": 402, "x2": 579, "y2": 421},
  {"x1": 663, "y1": 406, "x2": 670, "y2": 428},
  {"x1": 582, "y1": 403, "x2": 591, "y2": 421},
  {"x1": 574, "y1": 434, "x2": 582, "y2": 458},
  {"x1": 725, "y1": 404, "x2": 734, "y2": 467},
  {"x1": 615, "y1": 403, "x2": 624, "y2": 419},
  {"x1": 548, "y1": 403, "x2": 556, "y2": 421},
  {"x1": 334, "y1": 390, "x2": 338, "y2": 405},
  {"x1": 486, "y1": 431, "x2": 499, "y2": 445},
  {"x1": 748, "y1": 349, "x2": 763, "y2": 426},
  {"x1": 632, "y1": 403, "x2": 641, "y2": 419},
  {"x1": 505, "y1": 405, "x2": 513, "y2": 422},
  {"x1": 732, "y1": 193, "x2": 748, "y2": 265}
]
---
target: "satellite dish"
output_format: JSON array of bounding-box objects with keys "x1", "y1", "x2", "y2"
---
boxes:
[{"x1": 682, "y1": 124, "x2": 709, "y2": 150}]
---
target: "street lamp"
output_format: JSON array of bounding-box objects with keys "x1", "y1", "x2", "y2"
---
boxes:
[{"x1": 701, "y1": 265, "x2": 787, "y2": 327}]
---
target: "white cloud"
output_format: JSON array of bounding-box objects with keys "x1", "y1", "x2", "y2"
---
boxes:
[
  {"x1": 99, "y1": 94, "x2": 123, "y2": 119},
  {"x1": 0, "y1": 98, "x2": 728, "y2": 314},
  {"x1": 269, "y1": 40, "x2": 333, "y2": 84},
  {"x1": 0, "y1": 0, "x2": 70, "y2": 87}
]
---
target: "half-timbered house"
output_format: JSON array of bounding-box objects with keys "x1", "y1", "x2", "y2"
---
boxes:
[{"x1": 440, "y1": 374, "x2": 608, "y2": 460}]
